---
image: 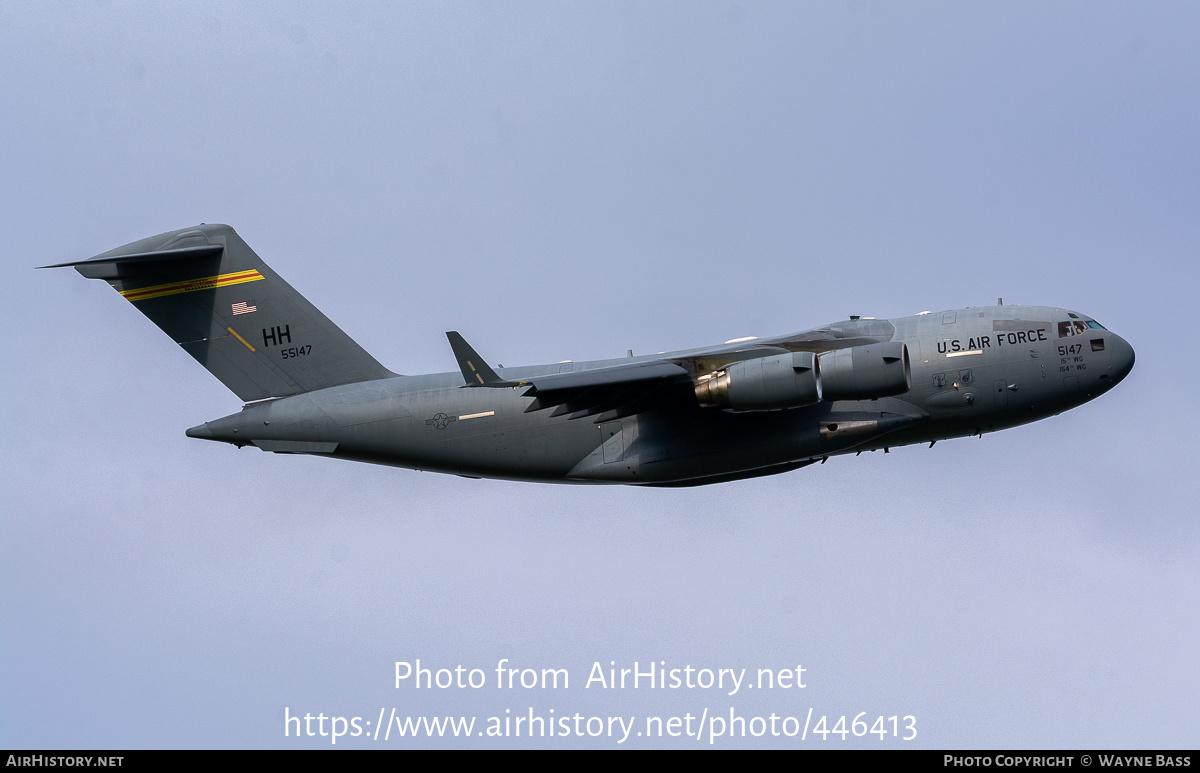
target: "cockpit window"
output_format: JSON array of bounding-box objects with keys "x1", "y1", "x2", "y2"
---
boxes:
[
  {"x1": 1087, "y1": 320, "x2": 1105, "y2": 330},
  {"x1": 1058, "y1": 320, "x2": 1091, "y2": 338}
]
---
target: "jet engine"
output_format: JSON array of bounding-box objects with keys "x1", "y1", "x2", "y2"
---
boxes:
[
  {"x1": 695, "y1": 342, "x2": 910, "y2": 410},
  {"x1": 818, "y1": 342, "x2": 910, "y2": 401},
  {"x1": 695, "y1": 351, "x2": 820, "y2": 411}
]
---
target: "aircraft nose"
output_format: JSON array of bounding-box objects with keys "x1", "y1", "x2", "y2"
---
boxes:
[{"x1": 1107, "y1": 333, "x2": 1135, "y2": 384}]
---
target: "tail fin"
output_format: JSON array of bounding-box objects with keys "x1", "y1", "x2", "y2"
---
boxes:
[{"x1": 43, "y1": 224, "x2": 395, "y2": 401}]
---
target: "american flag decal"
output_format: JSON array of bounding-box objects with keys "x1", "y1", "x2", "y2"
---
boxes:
[{"x1": 231, "y1": 300, "x2": 257, "y2": 315}]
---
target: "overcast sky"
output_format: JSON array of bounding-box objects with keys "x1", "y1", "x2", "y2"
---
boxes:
[{"x1": 2, "y1": 1, "x2": 1197, "y2": 748}]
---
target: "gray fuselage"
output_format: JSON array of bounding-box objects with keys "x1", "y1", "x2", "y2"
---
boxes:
[{"x1": 187, "y1": 304, "x2": 1134, "y2": 486}]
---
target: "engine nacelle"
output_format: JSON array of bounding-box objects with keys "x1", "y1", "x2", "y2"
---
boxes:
[
  {"x1": 695, "y1": 351, "x2": 820, "y2": 411},
  {"x1": 817, "y1": 342, "x2": 910, "y2": 401}
]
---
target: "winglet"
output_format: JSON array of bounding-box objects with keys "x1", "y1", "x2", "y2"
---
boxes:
[{"x1": 446, "y1": 331, "x2": 507, "y2": 387}]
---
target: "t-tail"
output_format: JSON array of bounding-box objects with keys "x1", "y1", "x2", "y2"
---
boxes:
[{"x1": 42, "y1": 224, "x2": 395, "y2": 401}]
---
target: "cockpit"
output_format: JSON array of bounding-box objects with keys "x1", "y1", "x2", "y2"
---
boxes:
[{"x1": 1057, "y1": 313, "x2": 1105, "y2": 339}]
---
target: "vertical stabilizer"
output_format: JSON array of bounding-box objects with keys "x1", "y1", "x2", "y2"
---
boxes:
[{"x1": 44, "y1": 224, "x2": 395, "y2": 401}]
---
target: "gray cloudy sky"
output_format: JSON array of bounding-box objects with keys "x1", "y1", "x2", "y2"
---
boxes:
[{"x1": 2, "y1": 1, "x2": 1197, "y2": 749}]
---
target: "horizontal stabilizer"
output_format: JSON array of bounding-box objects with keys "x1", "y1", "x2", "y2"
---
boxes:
[{"x1": 38, "y1": 245, "x2": 225, "y2": 279}]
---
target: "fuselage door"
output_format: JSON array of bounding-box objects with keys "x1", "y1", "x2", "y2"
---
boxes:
[{"x1": 993, "y1": 379, "x2": 1008, "y2": 408}]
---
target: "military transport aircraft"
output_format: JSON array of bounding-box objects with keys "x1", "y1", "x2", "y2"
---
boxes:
[{"x1": 44, "y1": 224, "x2": 1134, "y2": 486}]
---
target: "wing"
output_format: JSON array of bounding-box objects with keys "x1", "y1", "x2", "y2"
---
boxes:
[
  {"x1": 446, "y1": 318, "x2": 898, "y2": 423},
  {"x1": 517, "y1": 360, "x2": 696, "y2": 422}
]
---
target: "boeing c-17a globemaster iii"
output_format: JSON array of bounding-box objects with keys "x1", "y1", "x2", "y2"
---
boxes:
[{"x1": 45, "y1": 224, "x2": 1135, "y2": 486}]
